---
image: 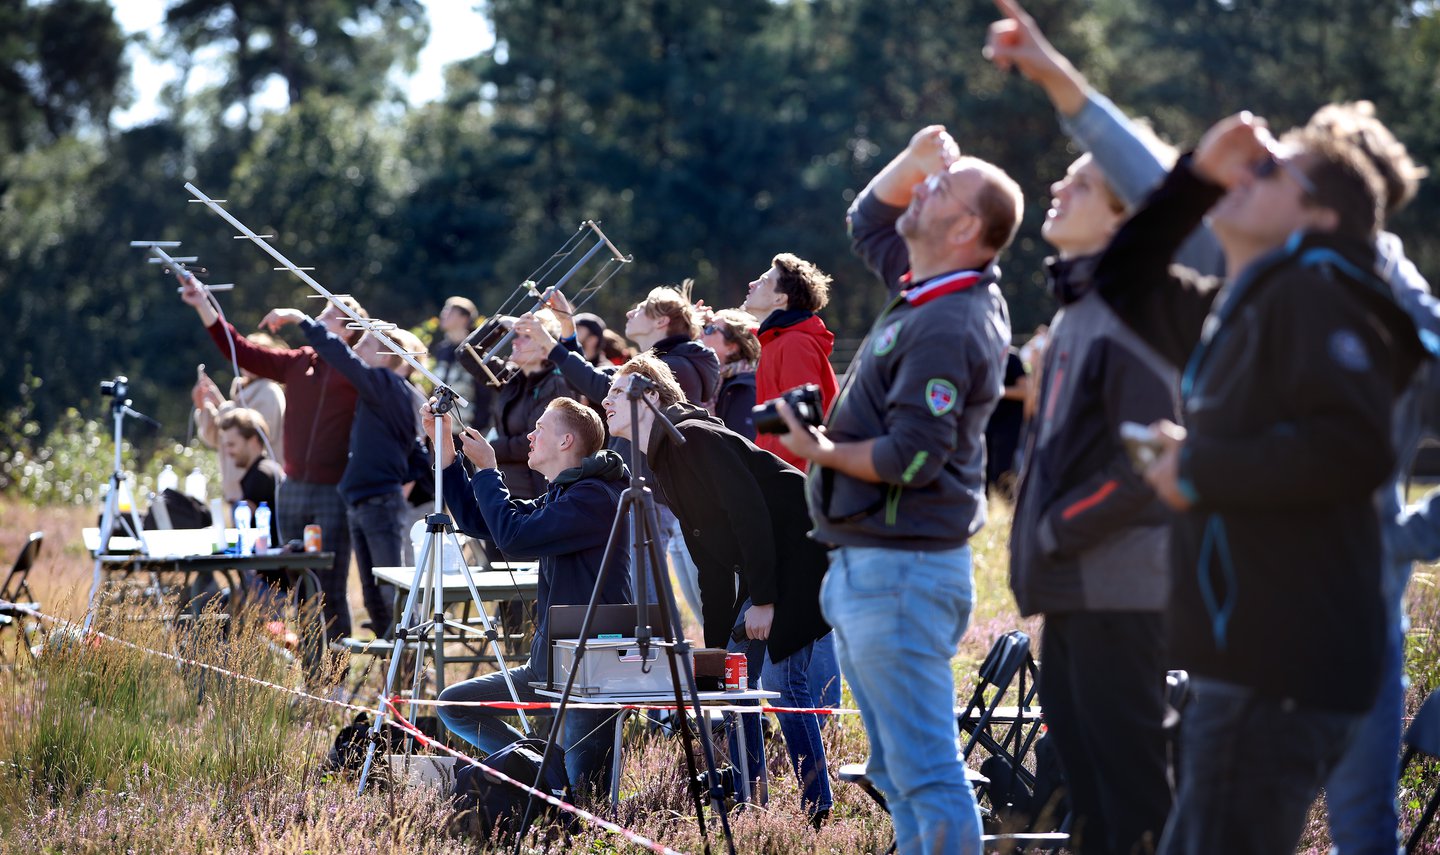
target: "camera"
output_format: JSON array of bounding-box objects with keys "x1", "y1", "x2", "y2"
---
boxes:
[
  {"x1": 753, "y1": 384, "x2": 824, "y2": 435},
  {"x1": 99, "y1": 376, "x2": 129, "y2": 399}
]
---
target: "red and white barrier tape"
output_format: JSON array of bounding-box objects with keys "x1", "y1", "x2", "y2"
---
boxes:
[
  {"x1": 7, "y1": 604, "x2": 701, "y2": 854},
  {"x1": 397, "y1": 697, "x2": 857, "y2": 715},
  {"x1": 382, "y1": 699, "x2": 688, "y2": 855}
]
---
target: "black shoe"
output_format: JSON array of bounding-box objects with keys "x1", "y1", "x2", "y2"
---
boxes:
[{"x1": 810, "y1": 808, "x2": 830, "y2": 830}]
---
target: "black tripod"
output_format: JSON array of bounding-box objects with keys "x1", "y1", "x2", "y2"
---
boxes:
[{"x1": 517, "y1": 374, "x2": 736, "y2": 855}]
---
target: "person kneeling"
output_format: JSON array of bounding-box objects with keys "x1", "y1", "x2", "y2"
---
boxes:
[{"x1": 429, "y1": 397, "x2": 633, "y2": 797}]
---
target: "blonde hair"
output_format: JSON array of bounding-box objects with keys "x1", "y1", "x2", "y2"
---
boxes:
[
  {"x1": 616, "y1": 353, "x2": 686, "y2": 408},
  {"x1": 636, "y1": 281, "x2": 699, "y2": 339}
]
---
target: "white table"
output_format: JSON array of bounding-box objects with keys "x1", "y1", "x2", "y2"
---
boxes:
[
  {"x1": 536, "y1": 686, "x2": 781, "y2": 807},
  {"x1": 373, "y1": 563, "x2": 540, "y2": 689}
]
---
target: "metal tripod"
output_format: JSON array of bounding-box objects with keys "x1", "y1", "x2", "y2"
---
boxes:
[
  {"x1": 517, "y1": 374, "x2": 736, "y2": 855},
  {"x1": 84, "y1": 379, "x2": 158, "y2": 631},
  {"x1": 357, "y1": 387, "x2": 532, "y2": 793}
]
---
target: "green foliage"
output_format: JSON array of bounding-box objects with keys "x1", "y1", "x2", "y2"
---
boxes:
[
  {"x1": 6, "y1": 0, "x2": 1440, "y2": 480},
  {"x1": 2, "y1": 406, "x2": 219, "y2": 507}
]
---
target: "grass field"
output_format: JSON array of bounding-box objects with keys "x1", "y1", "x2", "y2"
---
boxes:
[{"x1": 2, "y1": 494, "x2": 1439, "y2": 853}]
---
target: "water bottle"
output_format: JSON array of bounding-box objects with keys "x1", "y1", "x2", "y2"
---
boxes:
[
  {"x1": 157, "y1": 464, "x2": 179, "y2": 494},
  {"x1": 254, "y1": 502, "x2": 272, "y2": 553},
  {"x1": 209, "y1": 498, "x2": 227, "y2": 552},
  {"x1": 185, "y1": 467, "x2": 207, "y2": 502},
  {"x1": 233, "y1": 503, "x2": 253, "y2": 555}
]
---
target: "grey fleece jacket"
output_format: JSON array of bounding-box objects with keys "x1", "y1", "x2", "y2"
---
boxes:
[{"x1": 807, "y1": 188, "x2": 1009, "y2": 551}]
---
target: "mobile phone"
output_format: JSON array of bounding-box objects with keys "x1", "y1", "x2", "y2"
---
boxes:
[{"x1": 1119, "y1": 421, "x2": 1164, "y2": 472}]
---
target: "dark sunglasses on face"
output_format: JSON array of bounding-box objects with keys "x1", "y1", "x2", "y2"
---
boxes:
[
  {"x1": 703, "y1": 323, "x2": 731, "y2": 339},
  {"x1": 1253, "y1": 151, "x2": 1319, "y2": 199}
]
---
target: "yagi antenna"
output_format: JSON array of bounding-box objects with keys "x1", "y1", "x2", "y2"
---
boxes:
[
  {"x1": 457, "y1": 220, "x2": 634, "y2": 385},
  {"x1": 182, "y1": 183, "x2": 466, "y2": 408},
  {"x1": 130, "y1": 240, "x2": 233, "y2": 290}
]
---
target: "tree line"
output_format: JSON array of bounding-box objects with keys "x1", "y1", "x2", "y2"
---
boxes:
[{"x1": 3, "y1": 0, "x2": 1438, "y2": 474}]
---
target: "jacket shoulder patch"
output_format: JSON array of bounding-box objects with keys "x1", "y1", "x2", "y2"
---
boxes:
[
  {"x1": 926, "y1": 379, "x2": 958, "y2": 416},
  {"x1": 873, "y1": 320, "x2": 903, "y2": 356}
]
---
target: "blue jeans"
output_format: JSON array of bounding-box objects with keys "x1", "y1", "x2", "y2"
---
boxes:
[
  {"x1": 821, "y1": 544, "x2": 982, "y2": 855},
  {"x1": 725, "y1": 602, "x2": 834, "y2": 815},
  {"x1": 436, "y1": 662, "x2": 617, "y2": 796},
  {"x1": 1159, "y1": 678, "x2": 1362, "y2": 855},
  {"x1": 726, "y1": 600, "x2": 769, "y2": 803},
  {"x1": 1325, "y1": 616, "x2": 1406, "y2": 854},
  {"x1": 809, "y1": 631, "x2": 842, "y2": 715},
  {"x1": 347, "y1": 491, "x2": 406, "y2": 635}
]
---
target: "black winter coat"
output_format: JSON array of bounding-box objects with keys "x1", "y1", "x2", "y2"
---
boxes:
[{"x1": 646, "y1": 403, "x2": 829, "y2": 661}]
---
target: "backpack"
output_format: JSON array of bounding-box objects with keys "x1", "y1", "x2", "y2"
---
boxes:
[{"x1": 448, "y1": 738, "x2": 571, "y2": 841}]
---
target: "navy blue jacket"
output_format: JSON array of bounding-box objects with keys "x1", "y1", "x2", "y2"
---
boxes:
[
  {"x1": 442, "y1": 450, "x2": 632, "y2": 681},
  {"x1": 303, "y1": 321, "x2": 420, "y2": 504}
]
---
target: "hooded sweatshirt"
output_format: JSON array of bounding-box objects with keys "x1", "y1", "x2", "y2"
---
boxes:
[
  {"x1": 442, "y1": 450, "x2": 633, "y2": 682},
  {"x1": 754, "y1": 309, "x2": 839, "y2": 469}
]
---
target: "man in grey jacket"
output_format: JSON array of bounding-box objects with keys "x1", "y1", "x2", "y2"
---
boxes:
[{"x1": 779, "y1": 126, "x2": 1019, "y2": 855}]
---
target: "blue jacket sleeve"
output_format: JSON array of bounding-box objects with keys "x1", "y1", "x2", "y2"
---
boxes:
[
  {"x1": 1061, "y1": 92, "x2": 1225, "y2": 276},
  {"x1": 547, "y1": 342, "x2": 614, "y2": 402},
  {"x1": 441, "y1": 459, "x2": 493, "y2": 541},
  {"x1": 302, "y1": 320, "x2": 389, "y2": 407},
  {"x1": 472, "y1": 469, "x2": 615, "y2": 558},
  {"x1": 847, "y1": 190, "x2": 913, "y2": 296}
]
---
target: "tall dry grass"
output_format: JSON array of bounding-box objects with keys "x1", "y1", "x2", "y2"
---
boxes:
[{"x1": 6, "y1": 492, "x2": 1440, "y2": 853}]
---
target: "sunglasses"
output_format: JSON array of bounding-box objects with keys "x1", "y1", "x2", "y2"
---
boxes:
[
  {"x1": 703, "y1": 323, "x2": 730, "y2": 339},
  {"x1": 1253, "y1": 149, "x2": 1319, "y2": 200}
]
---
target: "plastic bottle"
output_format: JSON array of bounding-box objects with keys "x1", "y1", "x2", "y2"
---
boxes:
[
  {"x1": 185, "y1": 467, "x2": 207, "y2": 502},
  {"x1": 233, "y1": 503, "x2": 252, "y2": 555},
  {"x1": 254, "y1": 502, "x2": 272, "y2": 553},
  {"x1": 157, "y1": 464, "x2": 179, "y2": 494},
  {"x1": 209, "y1": 498, "x2": 227, "y2": 552}
]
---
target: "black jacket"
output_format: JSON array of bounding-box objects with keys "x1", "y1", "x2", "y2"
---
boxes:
[
  {"x1": 1009, "y1": 254, "x2": 1179, "y2": 617},
  {"x1": 646, "y1": 403, "x2": 829, "y2": 661},
  {"x1": 653, "y1": 335, "x2": 721, "y2": 409},
  {"x1": 1095, "y1": 155, "x2": 1424, "y2": 711},
  {"x1": 714, "y1": 368, "x2": 757, "y2": 441},
  {"x1": 442, "y1": 451, "x2": 633, "y2": 682}
]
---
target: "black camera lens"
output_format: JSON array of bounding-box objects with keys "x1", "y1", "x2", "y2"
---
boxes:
[{"x1": 751, "y1": 383, "x2": 824, "y2": 435}]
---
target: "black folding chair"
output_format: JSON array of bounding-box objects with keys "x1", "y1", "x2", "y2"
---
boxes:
[
  {"x1": 0, "y1": 531, "x2": 43, "y2": 660},
  {"x1": 1401, "y1": 687, "x2": 1440, "y2": 853},
  {"x1": 959, "y1": 631, "x2": 1044, "y2": 782}
]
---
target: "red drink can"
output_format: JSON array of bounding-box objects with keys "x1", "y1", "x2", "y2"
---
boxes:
[
  {"x1": 724, "y1": 652, "x2": 747, "y2": 691},
  {"x1": 303, "y1": 524, "x2": 322, "y2": 553}
]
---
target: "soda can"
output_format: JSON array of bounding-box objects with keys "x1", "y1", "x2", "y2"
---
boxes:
[
  {"x1": 724, "y1": 652, "x2": 747, "y2": 692},
  {"x1": 303, "y1": 524, "x2": 322, "y2": 553}
]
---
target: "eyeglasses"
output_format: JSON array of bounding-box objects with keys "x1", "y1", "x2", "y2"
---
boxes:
[
  {"x1": 1253, "y1": 148, "x2": 1319, "y2": 200},
  {"x1": 702, "y1": 323, "x2": 731, "y2": 340}
]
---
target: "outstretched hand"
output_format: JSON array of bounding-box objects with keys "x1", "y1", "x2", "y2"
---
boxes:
[
  {"x1": 258, "y1": 308, "x2": 307, "y2": 333},
  {"x1": 1142, "y1": 420, "x2": 1192, "y2": 511},
  {"x1": 1194, "y1": 112, "x2": 1270, "y2": 189},
  {"x1": 905, "y1": 125, "x2": 961, "y2": 178},
  {"x1": 514, "y1": 312, "x2": 559, "y2": 351},
  {"x1": 985, "y1": 0, "x2": 1087, "y2": 116}
]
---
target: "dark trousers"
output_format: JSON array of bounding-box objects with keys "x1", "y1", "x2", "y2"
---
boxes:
[
  {"x1": 1040, "y1": 611, "x2": 1172, "y2": 855},
  {"x1": 277, "y1": 478, "x2": 352, "y2": 640},
  {"x1": 346, "y1": 490, "x2": 404, "y2": 635},
  {"x1": 1159, "y1": 677, "x2": 1361, "y2": 855}
]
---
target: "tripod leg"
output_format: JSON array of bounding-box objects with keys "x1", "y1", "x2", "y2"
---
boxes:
[
  {"x1": 444, "y1": 526, "x2": 532, "y2": 737},
  {"x1": 641, "y1": 499, "x2": 734, "y2": 855},
  {"x1": 357, "y1": 533, "x2": 434, "y2": 794}
]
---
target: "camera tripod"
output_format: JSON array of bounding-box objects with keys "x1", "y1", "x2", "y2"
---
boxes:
[
  {"x1": 84, "y1": 377, "x2": 160, "y2": 631},
  {"x1": 517, "y1": 374, "x2": 736, "y2": 855},
  {"x1": 356, "y1": 387, "x2": 532, "y2": 794}
]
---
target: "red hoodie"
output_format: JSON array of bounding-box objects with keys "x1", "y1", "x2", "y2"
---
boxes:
[
  {"x1": 206, "y1": 319, "x2": 357, "y2": 484},
  {"x1": 754, "y1": 313, "x2": 839, "y2": 469}
]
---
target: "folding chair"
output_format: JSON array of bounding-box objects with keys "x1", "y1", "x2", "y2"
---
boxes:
[
  {"x1": 0, "y1": 532, "x2": 44, "y2": 660},
  {"x1": 959, "y1": 631, "x2": 1044, "y2": 783},
  {"x1": 1401, "y1": 687, "x2": 1440, "y2": 853}
]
